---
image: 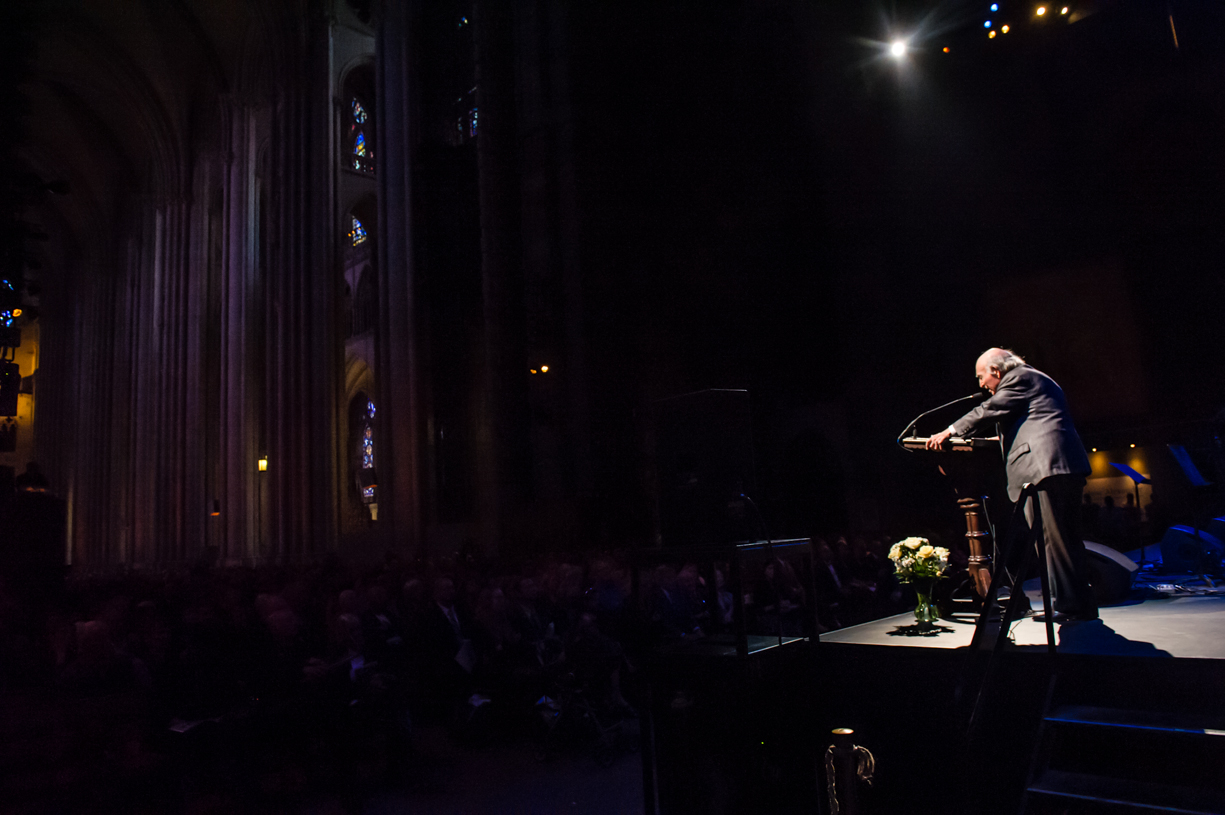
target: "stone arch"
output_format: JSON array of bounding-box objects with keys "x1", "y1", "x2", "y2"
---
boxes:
[
  {"x1": 55, "y1": 24, "x2": 185, "y2": 201},
  {"x1": 344, "y1": 351, "x2": 374, "y2": 413},
  {"x1": 341, "y1": 0, "x2": 374, "y2": 29},
  {"x1": 353, "y1": 265, "x2": 377, "y2": 336}
]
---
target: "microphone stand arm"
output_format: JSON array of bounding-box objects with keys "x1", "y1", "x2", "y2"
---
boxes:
[{"x1": 897, "y1": 392, "x2": 988, "y2": 450}]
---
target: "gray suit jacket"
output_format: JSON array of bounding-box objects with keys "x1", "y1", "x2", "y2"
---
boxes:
[{"x1": 950, "y1": 365, "x2": 1090, "y2": 502}]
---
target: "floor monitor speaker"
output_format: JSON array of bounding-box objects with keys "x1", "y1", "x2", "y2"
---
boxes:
[
  {"x1": 1083, "y1": 540, "x2": 1139, "y2": 606},
  {"x1": 1204, "y1": 517, "x2": 1225, "y2": 544},
  {"x1": 1159, "y1": 525, "x2": 1225, "y2": 574}
]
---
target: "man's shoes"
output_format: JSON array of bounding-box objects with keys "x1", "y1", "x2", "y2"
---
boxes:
[{"x1": 1032, "y1": 610, "x2": 1098, "y2": 624}]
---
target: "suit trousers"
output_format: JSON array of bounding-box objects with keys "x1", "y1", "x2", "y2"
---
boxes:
[{"x1": 1023, "y1": 474, "x2": 1098, "y2": 616}]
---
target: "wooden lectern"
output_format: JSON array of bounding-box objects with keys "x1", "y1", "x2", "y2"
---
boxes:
[{"x1": 902, "y1": 436, "x2": 1002, "y2": 598}]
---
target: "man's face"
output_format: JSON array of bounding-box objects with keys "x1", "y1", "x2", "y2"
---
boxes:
[{"x1": 975, "y1": 361, "x2": 1001, "y2": 394}]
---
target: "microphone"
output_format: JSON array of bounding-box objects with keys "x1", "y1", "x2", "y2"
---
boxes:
[{"x1": 897, "y1": 391, "x2": 988, "y2": 449}]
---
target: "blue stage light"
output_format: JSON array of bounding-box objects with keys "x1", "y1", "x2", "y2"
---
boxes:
[
  {"x1": 990, "y1": 3, "x2": 999, "y2": 10},
  {"x1": 984, "y1": 20, "x2": 992, "y2": 27}
]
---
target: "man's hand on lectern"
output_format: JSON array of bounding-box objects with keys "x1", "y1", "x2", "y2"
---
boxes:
[{"x1": 925, "y1": 429, "x2": 952, "y2": 450}]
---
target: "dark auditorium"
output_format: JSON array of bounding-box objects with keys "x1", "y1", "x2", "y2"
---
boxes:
[{"x1": 1, "y1": 1, "x2": 1224, "y2": 813}]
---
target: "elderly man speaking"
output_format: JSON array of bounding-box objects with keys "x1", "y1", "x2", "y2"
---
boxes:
[{"x1": 927, "y1": 348, "x2": 1098, "y2": 622}]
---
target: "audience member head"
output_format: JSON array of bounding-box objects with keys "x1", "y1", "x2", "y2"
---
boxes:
[
  {"x1": 332, "y1": 613, "x2": 364, "y2": 656},
  {"x1": 402, "y1": 577, "x2": 425, "y2": 610},
  {"x1": 517, "y1": 577, "x2": 539, "y2": 604},
  {"x1": 366, "y1": 584, "x2": 390, "y2": 613},
  {"x1": 817, "y1": 542, "x2": 835, "y2": 566},
  {"x1": 489, "y1": 586, "x2": 508, "y2": 615},
  {"x1": 676, "y1": 563, "x2": 700, "y2": 595},
  {"x1": 337, "y1": 589, "x2": 362, "y2": 616},
  {"x1": 433, "y1": 576, "x2": 456, "y2": 609}
]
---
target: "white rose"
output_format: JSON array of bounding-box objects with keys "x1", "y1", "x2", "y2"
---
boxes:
[
  {"x1": 904, "y1": 538, "x2": 923, "y2": 550},
  {"x1": 917, "y1": 545, "x2": 935, "y2": 558},
  {"x1": 934, "y1": 547, "x2": 949, "y2": 560}
]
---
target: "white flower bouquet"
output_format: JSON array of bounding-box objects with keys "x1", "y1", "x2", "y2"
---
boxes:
[{"x1": 887, "y1": 537, "x2": 950, "y2": 584}]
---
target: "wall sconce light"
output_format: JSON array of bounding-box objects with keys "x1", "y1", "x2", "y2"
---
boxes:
[
  {"x1": 258, "y1": 455, "x2": 268, "y2": 472},
  {"x1": 210, "y1": 498, "x2": 221, "y2": 516}
]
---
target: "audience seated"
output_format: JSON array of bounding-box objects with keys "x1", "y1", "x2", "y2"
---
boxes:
[{"x1": 0, "y1": 525, "x2": 949, "y2": 811}]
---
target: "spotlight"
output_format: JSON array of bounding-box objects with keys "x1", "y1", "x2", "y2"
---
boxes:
[
  {"x1": 1060, "y1": 6, "x2": 1068, "y2": 13},
  {"x1": 991, "y1": 3, "x2": 999, "y2": 10},
  {"x1": 540, "y1": 365, "x2": 549, "y2": 373},
  {"x1": 988, "y1": 30, "x2": 997, "y2": 37},
  {"x1": 1002, "y1": 24, "x2": 1010, "y2": 32},
  {"x1": 984, "y1": 20, "x2": 992, "y2": 27},
  {"x1": 1036, "y1": 6, "x2": 1046, "y2": 15},
  {"x1": 889, "y1": 40, "x2": 907, "y2": 58}
]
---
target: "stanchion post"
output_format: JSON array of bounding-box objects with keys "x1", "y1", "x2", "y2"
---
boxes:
[{"x1": 825, "y1": 727, "x2": 874, "y2": 815}]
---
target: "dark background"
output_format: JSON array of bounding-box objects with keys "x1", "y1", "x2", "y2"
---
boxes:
[
  {"x1": 3, "y1": 0, "x2": 1223, "y2": 555},
  {"x1": 555, "y1": 0, "x2": 1225, "y2": 542}
]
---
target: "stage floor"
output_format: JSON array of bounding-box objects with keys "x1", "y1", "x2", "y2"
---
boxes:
[{"x1": 820, "y1": 580, "x2": 1225, "y2": 660}]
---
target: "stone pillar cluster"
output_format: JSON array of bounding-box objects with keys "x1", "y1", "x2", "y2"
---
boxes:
[
  {"x1": 32, "y1": 14, "x2": 348, "y2": 568},
  {"x1": 27, "y1": 0, "x2": 614, "y2": 568}
]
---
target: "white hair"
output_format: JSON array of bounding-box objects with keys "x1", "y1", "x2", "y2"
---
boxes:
[{"x1": 981, "y1": 348, "x2": 1025, "y2": 374}]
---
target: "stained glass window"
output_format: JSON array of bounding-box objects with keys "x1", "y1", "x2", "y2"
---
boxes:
[
  {"x1": 353, "y1": 395, "x2": 378, "y2": 507},
  {"x1": 454, "y1": 107, "x2": 480, "y2": 142},
  {"x1": 0, "y1": 280, "x2": 15, "y2": 327},
  {"x1": 362, "y1": 401, "x2": 375, "y2": 470},
  {"x1": 350, "y1": 215, "x2": 368, "y2": 246},
  {"x1": 349, "y1": 97, "x2": 374, "y2": 173}
]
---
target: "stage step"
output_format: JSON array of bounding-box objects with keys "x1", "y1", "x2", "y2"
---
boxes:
[
  {"x1": 1028, "y1": 769, "x2": 1225, "y2": 814},
  {"x1": 1046, "y1": 704, "x2": 1225, "y2": 737},
  {"x1": 1021, "y1": 670, "x2": 1225, "y2": 815}
]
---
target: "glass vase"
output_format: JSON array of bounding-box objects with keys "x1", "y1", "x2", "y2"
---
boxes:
[{"x1": 912, "y1": 580, "x2": 939, "y2": 624}]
